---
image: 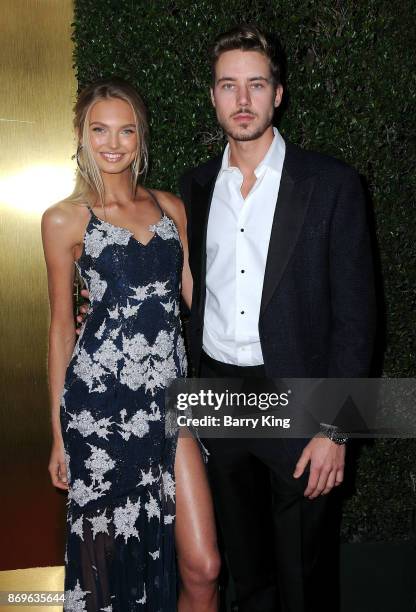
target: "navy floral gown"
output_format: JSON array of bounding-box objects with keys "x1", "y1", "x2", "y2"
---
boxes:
[{"x1": 61, "y1": 199, "x2": 186, "y2": 612}]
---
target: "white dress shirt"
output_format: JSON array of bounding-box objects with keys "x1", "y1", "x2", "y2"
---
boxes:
[{"x1": 203, "y1": 127, "x2": 286, "y2": 366}]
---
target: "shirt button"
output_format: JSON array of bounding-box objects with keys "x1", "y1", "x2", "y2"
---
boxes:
[
  {"x1": 241, "y1": 269, "x2": 245, "y2": 273},
  {"x1": 240, "y1": 310, "x2": 245, "y2": 314},
  {"x1": 240, "y1": 228, "x2": 244, "y2": 232}
]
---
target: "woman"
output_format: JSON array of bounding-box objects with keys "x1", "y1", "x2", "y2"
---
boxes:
[{"x1": 42, "y1": 78, "x2": 219, "y2": 611}]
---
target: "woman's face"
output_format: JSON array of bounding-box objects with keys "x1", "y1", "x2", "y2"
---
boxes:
[{"x1": 88, "y1": 97, "x2": 138, "y2": 175}]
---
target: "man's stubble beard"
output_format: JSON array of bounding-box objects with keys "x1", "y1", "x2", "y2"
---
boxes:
[{"x1": 218, "y1": 108, "x2": 274, "y2": 142}]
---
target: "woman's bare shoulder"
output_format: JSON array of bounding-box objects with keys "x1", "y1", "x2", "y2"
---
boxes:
[
  {"x1": 42, "y1": 200, "x2": 90, "y2": 232},
  {"x1": 151, "y1": 189, "x2": 186, "y2": 221},
  {"x1": 41, "y1": 201, "x2": 91, "y2": 253}
]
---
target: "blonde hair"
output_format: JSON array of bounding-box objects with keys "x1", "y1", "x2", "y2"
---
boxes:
[{"x1": 66, "y1": 77, "x2": 148, "y2": 208}]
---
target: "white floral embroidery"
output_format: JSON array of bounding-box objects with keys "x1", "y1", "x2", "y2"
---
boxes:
[
  {"x1": 72, "y1": 348, "x2": 107, "y2": 393},
  {"x1": 162, "y1": 471, "x2": 175, "y2": 502},
  {"x1": 129, "y1": 280, "x2": 170, "y2": 303},
  {"x1": 152, "y1": 281, "x2": 170, "y2": 297},
  {"x1": 64, "y1": 448, "x2": 71, "y2": 484},
  {"x1": 164, "y1": 514, "x2": 175, "y2": 525},
  {"x1": 165, "y1": 404, "x2": 179, "y2": 438},
  {"x1": 150, "y1": 401, "x2": 161, "y2": 420},
  {"x1": 84, "y1": 223, "x2": 131, "y2": 258},
  {"x1": 120, "y1": 300, "x2": 141, "y2": 318},
  {"x1": 176, "y1": 333, "x2": 187, "y2": 375},
  {"x1": 136, "y1": 583, "x2": 146, "y2": 605},
  {"x1": 69, "y1": 445, "x2": 114, "y2": 507},
  {"x1": 94, "y1": 339, "x2": 123, "y2": 376},
  {"x1": 95, "y1": 321, "x2": 106, "y2": 340},
  {"x1": 120, "y1": 330, "x2": 177, "y2": 393},
  {"x1": 69, "y1": 479, "x2": 104, "y2": 507},
  {"x1": 118, "y1": 403, "x2": 161, "y2": 441},
  {"x1": 109, "y1": 326, "x2": 121, "y2": 340},
  {"x1": 122, "y1": 332, "x2": 148, "y2": 361},
  {"x1": 145, "y1": 353, "x2": 177, "y2": 395},
  {"x1": 129, "y1": 284, "x2": 152, "y2": 302},
  {"x1": 64, "y1": 580, "x2": 90, "y2": 611},
  {"x1": 107, "y1": 305, "x2": 120, "y2": 320},
  {"x1": 114, "y1": 497, "x2": 141, "y2": 542},
  {"x1": 71, "y1": 516, "x2": 84, "y2": 541},
  {"x1": 85, "y1": 269, "x2": 107, "y2": 303},
  {"x1": 118, "y1": 359, "x2": 148, "y2": 393},
  {"x1": 145, "y1": 492, "x2": 160, "y2": 521},
  {"x1": 87, "y1": 509, "x2": 111, "y2": 539},
  {"x1": 137, "y1": 465, "x2": 162, "y2": 488},
  {"x1": 100, "y1": 606, "x2": 113, "y2": 612},
  {"x1": 84, "y1": 445, "x2": 115, "y2": 488},
  {"x1": 149, "y1": 550, "x2": 160, "y2": 560},
  {"x1": 149, "y1": 215, "x2": 178, "y2": 241},
  {"x1": 66, "y1": 410, "x2": 113, "y2": 440},
  {"x1": 162, "y1": 299, "x2": 175, "y2": 313}
]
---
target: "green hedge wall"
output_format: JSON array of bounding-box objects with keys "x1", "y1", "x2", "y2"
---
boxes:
[{"x1": 72, "y1": 0, "x2": 416, "y2": 542}]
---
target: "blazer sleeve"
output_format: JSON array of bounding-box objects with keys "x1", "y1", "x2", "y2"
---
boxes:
[
  {"x1": 179, "y1": 171, "x2": 192, "y2": 245},
  {"x1": 328, "y1": 167, "x2": 376, "y2": 377}
]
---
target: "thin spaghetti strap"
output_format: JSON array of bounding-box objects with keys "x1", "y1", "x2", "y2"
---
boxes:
[
  {"x1": 145, "y1": 188, "x2": 165, "y2": 217},
  {"x1": 85, "y1": 203, "x2": 102, "y2": 220}
]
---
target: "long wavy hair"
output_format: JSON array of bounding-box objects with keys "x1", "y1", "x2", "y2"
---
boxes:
[{"x1": 66, "y1": 77, "x2": 148, "y2": 209}]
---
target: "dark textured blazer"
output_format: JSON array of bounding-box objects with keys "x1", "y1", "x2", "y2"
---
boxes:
[{"x1": 179, "y1": 141, "x2": 376, "y2": 380}]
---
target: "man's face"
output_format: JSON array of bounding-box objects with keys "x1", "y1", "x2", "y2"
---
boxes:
[{"x1": 211, "y1": 49, "x2": 283, "y2": 142}]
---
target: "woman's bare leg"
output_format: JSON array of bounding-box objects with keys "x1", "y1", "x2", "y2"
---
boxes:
[{"x1": 175, "y1": 435, "x2": 220, "y2": 611}]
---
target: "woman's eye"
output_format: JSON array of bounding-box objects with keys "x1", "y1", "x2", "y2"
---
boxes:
[
  {"x1": 92, "y1": 127, "x2": 104, "y2": 133},
  {"x1": 122, "y1": 129, "x2": 135, "y2": 135}
]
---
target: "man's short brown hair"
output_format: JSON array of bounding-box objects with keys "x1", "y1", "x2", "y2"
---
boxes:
[{"x1": 210, "y1": 24, "x2": 283, "y2": 87}]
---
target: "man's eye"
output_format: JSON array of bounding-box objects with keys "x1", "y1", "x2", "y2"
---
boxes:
[
  {"x1": 251, "y1": 83, "x2": 264, "y2": 89},
  {"x1": 222, "y1": 83, "x2": 234, "y2": 90}
]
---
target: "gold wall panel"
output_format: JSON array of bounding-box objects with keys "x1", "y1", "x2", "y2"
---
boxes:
[
  {"x1": 0, "y1": 0, "x2": 76, "y2": 570},
  {"x1": 0, "y1": 567, "x2": 64, "y2": 612}
]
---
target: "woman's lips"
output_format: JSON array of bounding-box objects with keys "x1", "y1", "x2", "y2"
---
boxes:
[{"x1": 100, "y1": 152, "x2": 124, "y2": 162}]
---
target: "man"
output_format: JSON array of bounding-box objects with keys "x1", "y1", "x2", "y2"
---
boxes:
[{"x1": 179, "y1": 24, "x2": 375, "y2": 612}]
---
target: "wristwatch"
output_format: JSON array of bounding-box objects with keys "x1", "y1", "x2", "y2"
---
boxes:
[{"x1": 319, "y1": 422, "x2": 349, "y2": 445}]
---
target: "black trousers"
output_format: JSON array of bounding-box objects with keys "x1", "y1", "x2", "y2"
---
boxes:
[{"x1": 200, "y1": 351, "x2": 338, "y2": 612}]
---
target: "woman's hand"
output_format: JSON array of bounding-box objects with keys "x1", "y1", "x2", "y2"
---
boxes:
[{"x1": 48, "y1": 438, "x2": 69, "y2": 490}]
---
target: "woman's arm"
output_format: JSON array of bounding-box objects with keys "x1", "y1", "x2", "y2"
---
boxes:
[
  {"x1": 155, "y1": 191, "x2": 193, "y2": 309},
  {"x1": 41, "y1": 204, "x2": 79, "y2": 489}
]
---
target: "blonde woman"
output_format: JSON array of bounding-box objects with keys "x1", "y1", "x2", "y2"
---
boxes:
[{"x1": 42, "y1": 78, "x2": 219, "y2": 611}]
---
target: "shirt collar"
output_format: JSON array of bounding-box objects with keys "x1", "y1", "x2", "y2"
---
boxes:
[{"x1": 220, "y1": 127, "x2": 286, "y2": 177}]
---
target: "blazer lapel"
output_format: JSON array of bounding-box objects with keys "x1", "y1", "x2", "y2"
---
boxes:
[{"x1": 260, "y1": 156, "x2": 315, "y2": 315}]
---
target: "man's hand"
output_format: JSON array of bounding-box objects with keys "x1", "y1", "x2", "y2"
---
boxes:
[
  {"x1": 76, "y1": 288, "x2": 90, "y2": 334},
  {"x1": 293, "y1": 436, "x2": 345, "y2": 499}
]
